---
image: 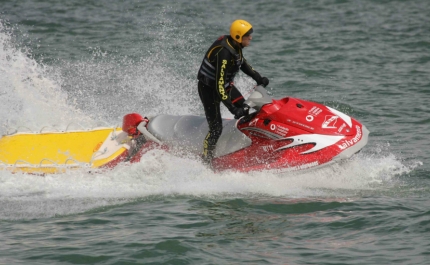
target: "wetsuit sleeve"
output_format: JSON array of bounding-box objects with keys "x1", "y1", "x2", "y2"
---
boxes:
[
  {"x1": 240, "y1": 57, "x2": 263, "y2": 83},
  {"x1": 215, "y1": 48, "x2": 236, "y2": 111}
]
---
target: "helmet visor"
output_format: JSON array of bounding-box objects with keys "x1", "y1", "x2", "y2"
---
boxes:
[{"x1": 243, "y1": 28, "x2": 253, "y2": 37}]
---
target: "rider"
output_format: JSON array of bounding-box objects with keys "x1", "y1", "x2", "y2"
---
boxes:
[{"x1": 197, "y1": 19, "x2": 269, "y2": 166}]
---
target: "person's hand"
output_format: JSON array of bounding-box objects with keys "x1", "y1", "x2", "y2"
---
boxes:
[
  {"x1": 232, "y1": 105, "x2": 250, "y2": 119},
  {"x1": 258, "y1": 77, "x2": 269, "y2": 87}
]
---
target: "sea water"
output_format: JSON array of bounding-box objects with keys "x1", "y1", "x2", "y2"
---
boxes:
[{"x1": 0, "y1": 1, "x2": 429, "y2": 264}]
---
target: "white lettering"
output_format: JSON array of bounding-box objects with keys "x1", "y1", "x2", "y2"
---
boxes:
[
  {"x1": 291, "y1": 120, "x2": 314, "y2": 130},
  {"x1": 262, "y1": 145, "x2": 275, "y2": 152},
  {"x1": 275, "y1": 125, "x2": 289, "y2": 136},
  {"x1": 338, "y1": 125, "x2": 362, "y2": 150},
  {"x1": 309, "y1": 106, "x2": 322, "y2": 117}
]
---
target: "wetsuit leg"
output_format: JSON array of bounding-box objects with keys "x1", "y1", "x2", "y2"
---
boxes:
[{"x1": 198, "y1": 81, "x2": 223, "y2": 164}]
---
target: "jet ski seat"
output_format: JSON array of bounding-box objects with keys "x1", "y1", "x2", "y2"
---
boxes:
[{"x1": 147, "y1": 115, "x2": 252, "y2": 157}]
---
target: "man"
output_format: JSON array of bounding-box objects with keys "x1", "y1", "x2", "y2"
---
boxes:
[{"x1": 197, "y1": 19, "x2": 269, "y2": 166}]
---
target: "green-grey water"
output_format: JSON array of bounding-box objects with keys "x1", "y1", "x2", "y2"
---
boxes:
[{"x1": 1, "y1": 0, "x2": 429, "y2": 264}]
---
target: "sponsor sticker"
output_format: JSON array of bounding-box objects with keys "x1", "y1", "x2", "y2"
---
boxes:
[
  {"x1": 338, "y1": 125, "x2": 362, "y2": 150},
  {"x1": 270, "y1": 123, "x2": 289, "y2": 136},
  {"x1": 306, "y1": 115, "x2": 314, "y2": 122},
  {"x1": 291, "y1": 120, "x2": 314, "y2": 131},
  {"x1": 309, "y1": 106, "x2": 322, "y2": 117},
  {"x1": 275, "y1": 125, "x2": 289, "y2": 136},
  {"x1": 262, "y1": 145, "x2": 275, "y2": 152},
  {"x1": 338, "y1": 123, "x2": 346, "y2": 133},
  {"x1": 218, "y1": 60, "x2": 228, "y2": 100},
  {"x1": 322, "y1": 115, "x2": 338, "y2": 129}
]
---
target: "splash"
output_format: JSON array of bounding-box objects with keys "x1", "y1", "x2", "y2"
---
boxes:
[
  {"x1": 0, "y1": 15, "x2": 201, "y2": 131},
  {"x1": 54, "y1": 53, "x2": 199, "y2": 125},
  {"x1": 0, "y1": 146, "x2": 412, "y2": 220},
  {"x1": 0, "y1": 22, "x2": 92, "y2": 135}
]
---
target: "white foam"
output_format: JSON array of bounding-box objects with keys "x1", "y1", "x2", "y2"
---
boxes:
[{"x1": 0, "y1": 148, "x2": 412, "y2": 220}]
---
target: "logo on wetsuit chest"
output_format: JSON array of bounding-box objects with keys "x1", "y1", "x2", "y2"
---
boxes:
[{"x1": 218, "y1": 59, "x2": 228, "y2": 100}]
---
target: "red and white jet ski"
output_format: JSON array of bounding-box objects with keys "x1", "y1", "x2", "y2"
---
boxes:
[{"x1": 123, "y1": 85, "x2": 369, "y2": 173}]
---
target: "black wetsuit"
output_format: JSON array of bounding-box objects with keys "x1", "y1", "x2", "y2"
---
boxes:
[{"x1": 197, "y1": 35, "x2": 264, "y2": 163}]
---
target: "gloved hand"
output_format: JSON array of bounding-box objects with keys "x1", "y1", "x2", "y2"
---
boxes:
[
  {"x1": 231, "y1": 104, "x2": 250, "y2": 119},
  {"x1": 253, "y1": 71, "x2": 269, "y2": 87},
  {"x1": 258, "y1": 77, "x2": 269, "y2": 87}
]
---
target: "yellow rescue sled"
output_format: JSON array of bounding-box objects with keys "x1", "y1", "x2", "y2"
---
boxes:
[{"x1": 0, "y1": 127, "x2": 131, "y2": 174}]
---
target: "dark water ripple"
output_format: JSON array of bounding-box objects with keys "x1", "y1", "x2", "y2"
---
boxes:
[{"x1": 1, "y1": 198, "x2": 428, "y2": 264}]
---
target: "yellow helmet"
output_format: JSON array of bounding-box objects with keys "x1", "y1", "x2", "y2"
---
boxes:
[{"x1": 230, "y1": 19, "x2": 253, "y2": 43}]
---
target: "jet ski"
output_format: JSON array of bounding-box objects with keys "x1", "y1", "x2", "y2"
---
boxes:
[
  {"x1": 124, "y1": 85, "x2": 369, "y2": 173},
  {"x1": 0, "y1": 85, "x2": 369, "y2": 174}
]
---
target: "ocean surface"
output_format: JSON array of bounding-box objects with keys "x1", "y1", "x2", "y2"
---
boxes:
[{"x1": 1, "y1": 0, "x2": 429, "y2": 264}]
